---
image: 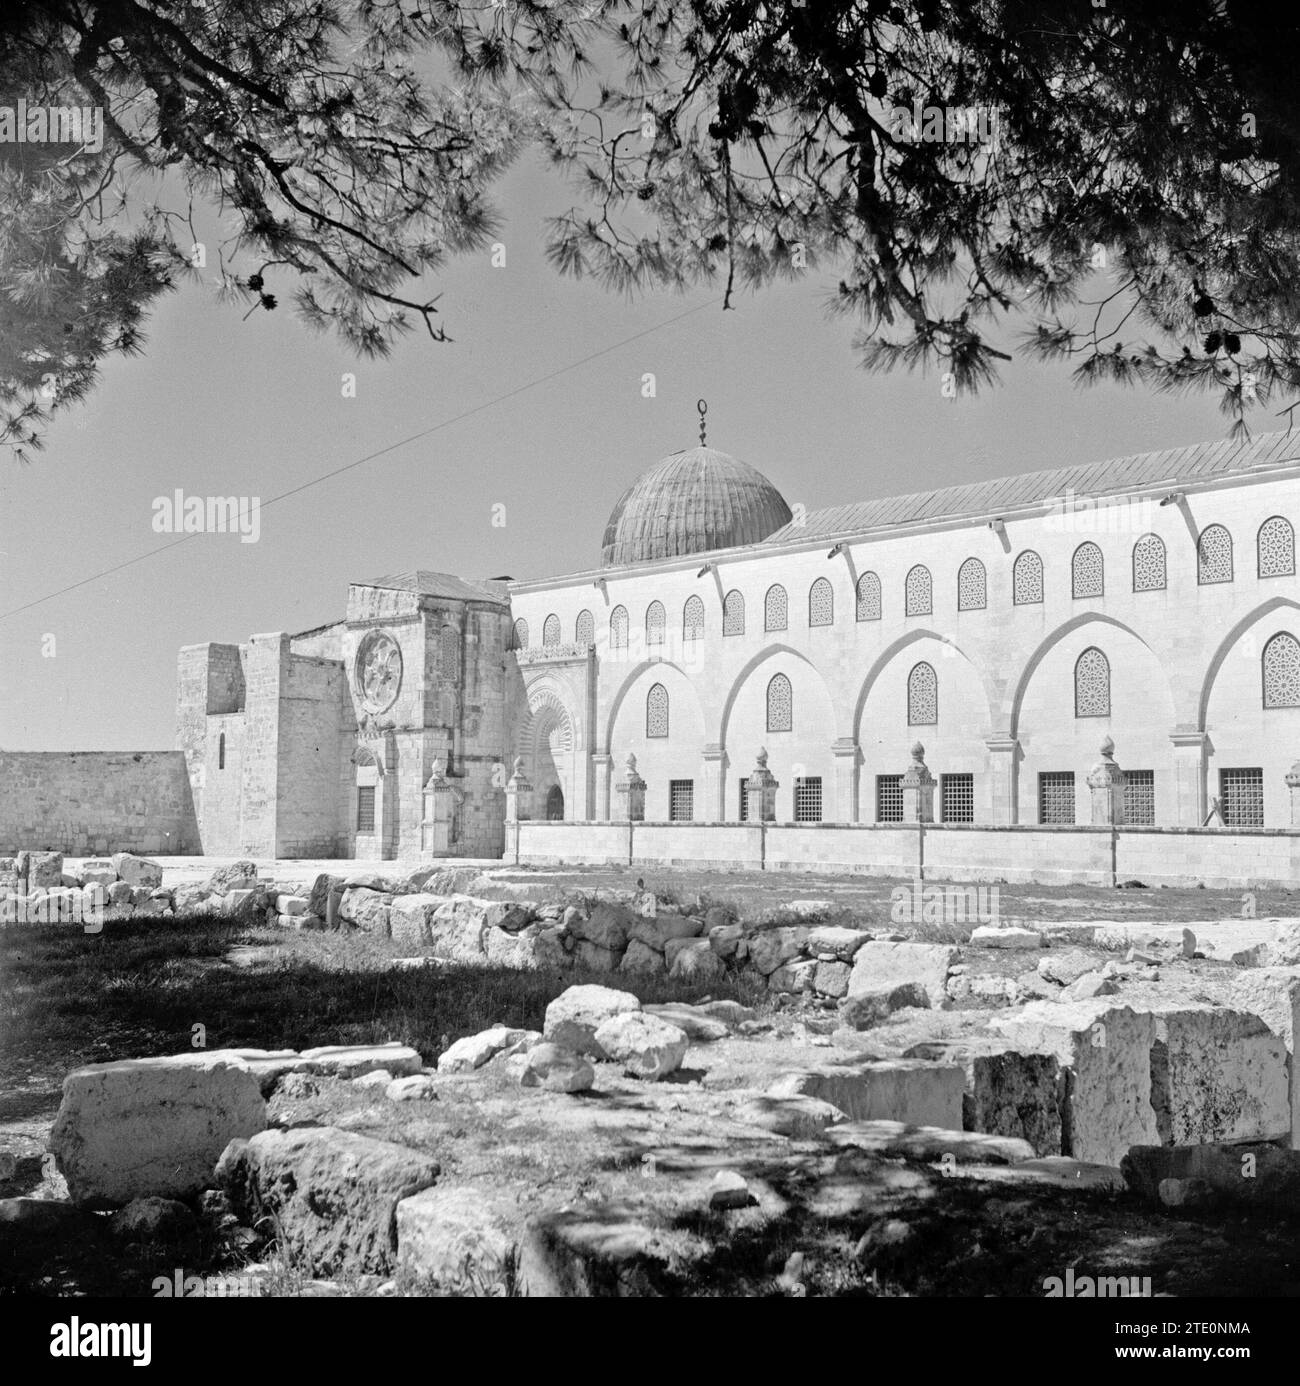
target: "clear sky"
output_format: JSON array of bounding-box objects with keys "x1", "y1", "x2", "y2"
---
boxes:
[{"x1": 0, "y1": 148, "x2": 1233, "y2": 751}]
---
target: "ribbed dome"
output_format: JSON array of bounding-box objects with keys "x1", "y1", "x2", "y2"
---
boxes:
[{"x1": 601, "y1": 446, "x2": 792, "y2": 567}]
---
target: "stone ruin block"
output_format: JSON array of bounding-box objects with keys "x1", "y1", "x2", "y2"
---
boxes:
[
  {"x1": 847, "y1": 942, "x2": 958, "y2": 1011},
  {"x1": 767, "y1": 1058, "x2": 964, "y2": 1129},
  {"x1": 1232, "y1": 967, "x2": 1300, "y2": 1148}
]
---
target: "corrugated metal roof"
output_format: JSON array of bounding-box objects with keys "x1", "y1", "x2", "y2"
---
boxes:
[
  {"x1": 762, "y1": 430, "x2": 1300, "y2": 545},
  {"x1": 358, "y1": 571, "x2": 510, "y2": 605}
]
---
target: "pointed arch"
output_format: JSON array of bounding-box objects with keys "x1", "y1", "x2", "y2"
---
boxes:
[
  {"x1": 907, "y1": 661, "x2": 938, "y2": 725},
  {"x1": 856, "y1": 571, "x2": 881, "y2": 621},
  {"x1": 1259, "y1": 516, "x2": 1295, "y2": 578},
  {"x1": 609, "y1": 604, "x2": 629, "y2": 650},
  {"x1": 764, "y1": 583, "x2": 788, "y2": 631},
  {"x1": 1074, "y1": 646, "x2": 1111, "y2": 716},
  {"x1": 1197, "y1": 524, "x2": 1233, "y2": 584},
  {"x1": 542, "y1": 613, "x2": 561, "y2": 647},
  {"x1": 645, "y1": 600, "x2": 666, "y2": 647},
  {"x1": 1013, "y1": 549, "x2": 1044, "y2": 604},
  {"x1": 1132, "y1": 533, "x2": 1166, "y2": 591},
  {"x1": 512, "y1": 617, "x2": 529, "y2": 650},
  {"x1": 766, "y1": 672, "x2": 793, "y2": 732},
  {"x1": 905, "y1": 564, "x2": 932, "y2": 616},
  {"x1": 1071, "y1": 542, "x2": 1104, "y2": 599},
  {"x1": 808, "y1": 577, "x2": 834, "y2": 626},
  {"x1": 723, "y1": 588, "x2": 745, "y2": 636},
  {"x1": 646, "y1": 681, "x2": 670, "y2": 736},
  {"x1": 683, "y1": 594, "x2": 705, "y2": 642},
  {"x1": 1263, "y1": 631, "x2": 1300, "y2": 708},
  {"x1": 957, "y1": 557, "x2": 986, "y2": 611},
  {"x1": 575, "y1": 608, "x2": 594, "y2": 646}
]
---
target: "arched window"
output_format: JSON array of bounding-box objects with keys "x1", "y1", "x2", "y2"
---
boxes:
[
  {"x1": 610, "y1": 605, "x2": 629, "y2": 650},
  {"x1": 542, "y1": 614, "x2": 561, "y2": 647},
  {"x1": 809, "y1": 577, "x2": 834, "y2": 626},
  {"x1": 546, "y1": 785, "x2": 565, "y2": 820},
  {"x1": 957, "y1": 557, "x2": 986, "y2": 611},
  {"x1": 218, "y1": 733, "x2": 225, "y2": 770},
  {"x1": 1013, "y1": 550, "x2": 1044, "y2": 604},
  {"x1": 575, "y1": 609, "x2": 594, "y2": 646},
  {"x1": 1075, "y1": 646, "x2": 1111, "y2": 717},
  {"x1": 856, "y1": 571, "x2": 881, "y2": 621},
  {"x1": 646, "y1": 682, "x2": 669, "y2": 737},
  {"x1": 1132, "y1": 533, "x2": 1166, "y2": 591},
  {"x1": 766, "y1": 673, "x2": 792, "y2": 732},
  {"x1": 1072, "y1": 542, "x2": 1104, "y2": 599},
  {"x1": 512, "y1": 617, "x2": 529, "y2": 650},
  {"x1": 764, "y1": 584, "x2": 788, "y2": 631},
  {"x1": 646, "y1": 601, "x2": 666, "y2": 647},
  {"x1": 1197, "y1": 524, "x2": 1233, "y2": 585},
  {"x1": 907, "y1": 662, "x2": 937, "y2": 725},
  {"x1": 1263, "y1": 632, "x2": 1300, "y2": 708},
  {"x1": 683, "y1": 595, "x2": 704, "y2": 642},
  {"x1": 723, "y1": 589, "x2": 745, "y2": 636},
  {"x1": 441, "y1": 625, "x2": 459, "y2": 680},
  {"x1": 905, "y1": 564, "x2": 932, "y2": 616},
  {"x1": 1259, "y1": 517, "x2": 1296, "y2": 578}
]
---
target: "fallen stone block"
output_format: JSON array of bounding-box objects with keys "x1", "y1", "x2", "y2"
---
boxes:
[
  {"x1": 1060, "y1": 970, "x2": 1118, "y2": 1001},
  {"x1": 216, "y1": 1126, "x2": 439, "y2": 1275},
  {"x1": 668, "y1": 938, "x2": 724, "y2": 983},
  {"x1": 397, "y1": 1185, "x2": 518, "y2": 1290},
  {"x1": 708, "y1": 1170, "x2": 756, "y2": 1211},
  {"x1": 299, "y1": 1043, "x2": 422, "y2": 1079},
  {"x1": 517, "y1": 1203, "x2": 684, "y2": 1296},
  {"x1": 520, "y1": 1043, "x2": 594, "y2": 1093},
  {"x1": 842, "y1": 981, "x2": 928, "y2": 1030},
  {"x1": 768, "y1": 1059, "x2": 963, "y2": 1129},
  {"x1": 49, "y1": 1052, "x2": 267, "y2": 1207},
  {"x1": 768, "y1": 958, "x2": 818, "y2": 994},
  {"x1": 619, "y1": 939, "x2": 665, "y2": 975},
  {"x1": 111, "y1": 853, "x2": 161, "y2": 889},
  {"x1": 707, "y1": 923, "x2": 745, "y2": 958},
  {"x1": 593, "y1": 1012, "x2": 688, "y2": 1080},
  {"x1": 1232, "y1": 967, "x2": 1300, "y2": 1147},
  {"x1": 276, "y1": 894, "x2": 308, "y2": 916},
  {"x1": 222, "y1": 1048, "x2": 318, "y2": 1097},
  {"x1": 108, "y1": 1196, "x2": 199, "y2": 1252},
  {"x1": 807, "y1": 925, "x2": 871, "y2": 961},
  {"x1": 947, "y1": 1157, "x2": 1125, "y2": 1191},
  {"x1": 26, "y1": 851, "x2": 65, "y2": 889},
  {"x1": 814, "y1": 960, "x2": 853, "y2": 999},
  {"x1": 747, "y1": 926, "x2": 810, "y2": 976},
  {"x1": 544, "y1": 984, "x2": 641, "y2": 1057},
  {"x1": 339, "y1": 886, "x2": 393, "y2": 935},
  {"x1": 990, "y1": 1001, "x2": 1158, "y2": 1167},
  {"x1": 1122, "y1": 1142, "x2": 1300, "y2": 1208},
  {"x1": 630, "y1": 913, "x2": 702, "y2": 951},
  {"x1": 732, "y1": 1094, "x2": 846, "y2": 1138},
  {"x1": 387, "y1": 1075, "x2": 438, "y2": 1102},
  {"x1": 642, "y1": 1003, "x2": 728, "y2": 1042},
  {"x1": 1038, "y1": 949, "x2": 1098, "y2": 986},
  {"x1": 827, "y1": 1120, "x2": 1035, "y2": 1165},
  {"x1": 847, "y1": 942, "x2": 958, "y2": 1011},
  {"x1": 438, "y1": 1027, "x2": 530, "y2": 1074},
  {"x1": 969, "y1": 926, "x2": 1042, "y2": 949}
]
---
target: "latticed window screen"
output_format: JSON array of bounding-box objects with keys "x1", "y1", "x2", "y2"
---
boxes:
[
  {"x1": 1263, "y1": 632, "x2": 1300, "y2": 708},
  {"x1": 646, "y1": 601, "x2": 666, "y2": 646},
  {"x1": 766, "y1": 673, "x2": 793, "y2": 732},
  {"x1": 575, "y1": 609, "x2": 594, "y2": 646},
  {"x1": 441, "y1": 626, "x2": 459, "y2": 680},
  {"x1": 610, "y1": 605, "x2": 628, "y2": 650},
  {"x1": 808, "y1": 577, "x2": 834, "y2": 626},
  {"x1": 646, "y1": 682, "x2": 669, "y2": 737},
  {"x1": 513, "y1": 618, "x2": 529, "y2": 650},
  {"x1": 907, "y1": 661, "x2": 938, "y2": 725},
  {"x1": 1259, "y1": 517, "x2": 1296, "y2": 578},
  {"x1": 1038, "y1": 772, "x2": 1075, "y2": 824},
  {"x1": 940, "y1": 773, "x2": 974, "y2": 823},
  {"x1": 1075, "y1": 646, "x2": 1111, "y2": 717},
  {"x1": 1123, "y1": 770, "x2": 1155, "y2": 825},
  {"x1": 856, "y1": 571, "x2": 882, "y2": 621},
  {"x1": 1220, "y1": 767, "x2": 1264, "y2": 827},
  {"x1": 669, "y1": 779, "x2": 695, "y2": 821},
  {"x1": 794, "y1": 776, "x2": 823, "y2": 823},
  {"x1": 723, "y1": 589, "x2": 745, "y2": 636},
  {"x1": 876, "y1": 775, "x2": 903, "y2": 822},
  {"x1": 1198, "y1": 524, "x2": 1233, "y2": 584},
  {"x1": 1013, "y1": 550, "x2": 1044, "y2": 604},
  {"x1": 764, "y1": 584, "x2": 788, "y2": 631},
  {"x1": 356, "y1": 785, "x2": 376, "y2": 833},
  {"x1": 905, "y1": 564, "x2": 932, "y2": 616},
  {"x1": 542, "y1": 614, "x2": 561, "y2": 647},
  {"x1": 683, "y1": 595, "x2": 704, "y2": 642},
  {"x1": 738, "y1": 778, "x2": 750, "y2": 821},
  {"x1": 1072, "y1": 542, "x2": 1104, "y2": 598},
  {"x1": 957, "y1": 558, "x2": 986, "y2": 611},
  {"x1": 1132, "y1": 534, "x2": 1166, "y2": 591}
]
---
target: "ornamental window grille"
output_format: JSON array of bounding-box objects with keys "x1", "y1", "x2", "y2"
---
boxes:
[
  {"x1": 907, "y1": 661, "x2": 938, "y2": 725},
  {"x1": 610, "y1": 605, "x2": 629, "y2": 650},
  {"x1": 1258, "y1": 516, "x2": 1296, "y2": 578},
  {"x1": 876, "y1": 775, "x2": 903, "y2": 823},
  {"x1": 794, "y1": 776, "x2": 823, "y2": 823},
  {"x1": 1132, "y1": 534, "x2": 1166, "y2": 591},
  {"x1": 856, "y1": 571, "x2": 881, "y2": 621},
  {"x1": 1038, "y1": 772, "x2": 1075, "y2": 825},
  {"x1": 1013, "y1": 550, "x2": 1044, "y2": 604},
  {"x1": 723, "y1": 589, "x2": 745, "y2": 636},
  {"x1": 1075, "y1": 646, "x2": 1111, "y2": 717},
  {"x1": 957, "y1": 558, "x2": 986, "y2": 611},
  {"x1": 542, "y1": 614, "x2": 561, "y2": 647},
  {"x1": 441, "y1": 625, "x2": 459, "y2": 681},
  {"x1": 646, "y1": 601, "x2": 666, "y2": 647},
  {"x1": 940, "y1": 773, "x2": 974, "y2": 823},
  {"x1": 1072, "y1": 542, "x2": 1104, "y2": 599},
  {"x1": 764, "y1": 584, "x2": 788, "y2": 631},
  {"x1": 575, "y1": 609, "x2": 594, "y2": 646},
  {"x1": 356, "y1": 785, "x2": 376, "y2": 833},
  {"x1": 1197, "y1": 524, "x2": 1233, "y2": 585},
  {"x1": 766, "y1": 673, "x2": 793, "y2": 732},
  {"x1": 1124, "y1": 770, "x2": 1155, "y2": 826},
  {"x1": 512, "y1": 618, "x2": 529, "y2": 650},
  {"x1": 809, "y1": 577, "x2": 834, "y2": 626},
  {"x1": 1263, "y1": 631, "x2": 1300, "y2": 708},
  {"x1": 905, "y1": 564, "x2": 932, "y2": 616},
  {"x1": 669, "y1": 779, "x2": 695, "y2": 821},
  {"x1": 1220, "y1": 767, "x2": 1264, "y2": 827},
  {"x1": 646, "y1": 682, "x2": 669, "y2": 737},
  {"x1": 683, "y1": 595, "x2": 704, "y2": 642},
  {"x1": 738, "y1": 778, "x2": 750, "y2": 821}
]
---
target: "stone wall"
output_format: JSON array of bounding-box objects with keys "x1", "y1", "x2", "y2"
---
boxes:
[{"x1": 0, "y1": 752, "x2": 200, "y2": 855}]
